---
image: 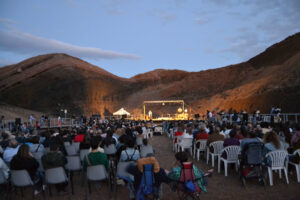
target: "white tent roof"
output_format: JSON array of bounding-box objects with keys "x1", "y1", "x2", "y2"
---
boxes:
[{"x1": 113, "y1": 108, "x2": 130, "y2": 116}]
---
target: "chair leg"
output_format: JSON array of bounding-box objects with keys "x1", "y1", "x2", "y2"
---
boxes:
[
  {"x1": 224, "y1": 162, "x2": 228, "y2": 177},
  {"x1": 212, "y1": 155, "x2": 215, "y2": 167},
  {"x1": 218, "y1": 157, "x2": 221, "y2": 173},
  {"x1": 268, "y1": 168, "x2": 273, "y2": 186},
  {"x1": 284, "y1": 168, "x2": 289, "y2": 184},
  {"x1": 296, "y1": 166, "x2": 300, "y2": 183},
  {"x1": 197, "y1": 150, "x2": 200, "y2": 161},
  {"x1": 279, "y1": 169, "x2": 282, "y2": 179},
  {"x1": 32, "y1": 186, "x2": 35, "y2": 200},
  {"x1": 206, "y1": 151, "x2": 209, "y2": 164}
]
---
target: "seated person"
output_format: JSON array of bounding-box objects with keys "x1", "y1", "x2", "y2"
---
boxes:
[
  {"x1": 83, "y1": 139, "x2": 108, "y2": 171},
  {"x1": 240, "y1": 131, "x2": 262, "y2": 152},
  {"x1": 119, "y1": 139, "x2": 140, "y2": 162},
  {"x1": 168, "y1": 152, "x2": 207, "y2": 193},
  {"x1": 207, "y1": 126, "x2": 225, "y2": 152},
  {"x1": 42, "y1": 143, "x2": 68, "y2": 193},
  {"x1": 140, "y1": 139, "x2": 154, "y2": 158},
  {"x1": 30, "y1": 136, "x2": 45, "y2": 154},
  {"x1": 195, "y1": 125, "x2": 209, "y2": 140},
  {"x1": 3, "y1": 139, "x2": 20, "y2": 163},
  {"x1": 263, "y1": 131, "x2": 284, "y2": 156},
  {"x1": 127, "y1": 154, "x2": 170, "y2": 200},
  {"x1": 222, "y1": 130, "x2": 240, "y2": 158},
  {"x1": 80, "y1": 134, "x2": 91, "y2": 150},
  {"x1": 0, "y1": 157, "x2": 9, "y2": 180},
  {"x1": 10, "y1": 144, "x2": 42, "y2": 193}
]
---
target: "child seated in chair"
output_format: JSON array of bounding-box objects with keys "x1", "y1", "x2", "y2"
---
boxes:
[{"x1": 167, "y1": 152, "x2": 208, "y2": 193}]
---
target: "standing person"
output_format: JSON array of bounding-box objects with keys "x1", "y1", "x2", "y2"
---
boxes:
[{"x1": 42, "y1": 143, "x2": 68, "y2": 194}]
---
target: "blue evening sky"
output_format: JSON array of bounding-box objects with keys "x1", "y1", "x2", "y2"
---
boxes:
[{"x1": 0, "y1": 0, "x2": 299, "y2": 78}]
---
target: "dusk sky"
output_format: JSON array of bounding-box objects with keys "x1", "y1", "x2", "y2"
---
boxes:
[{"x1": 0, "y1": 0, "x2": 299, "y2": 78}]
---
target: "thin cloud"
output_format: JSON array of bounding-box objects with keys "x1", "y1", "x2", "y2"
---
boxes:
[{"x1": 0, "y1": 29, "x2": 139, "y2": 60}]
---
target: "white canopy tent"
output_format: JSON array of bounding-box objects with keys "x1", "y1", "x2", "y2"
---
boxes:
[{"x1": 113, "y1": 108, "x2": 130, "y2": 116}]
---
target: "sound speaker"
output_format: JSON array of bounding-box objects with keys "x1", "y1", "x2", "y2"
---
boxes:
[{"x1": 15, "y1": 118, "x2": 21, "y2": 125}]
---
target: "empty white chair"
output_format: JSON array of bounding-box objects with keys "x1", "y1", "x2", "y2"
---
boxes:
[
  {"x1": 265, "y1": 150, "x2": 289, "y2": 186},
  {"x1": 218, "y1": 146, "x2": 241, "y2": 176},
  {"x1": 177, "y1": 138, "x2": 193, "y2": 155},
  {"x1": 136, "y1": 137, "x2": 143, "y2": 147},
  {"x1": 147, "y1": 128, "x2": 153, "y2": 138},
  {"x1": 194, "y1": 140, "x2": 207, "y2": 161},
  {"x1": 154, "y1": 126, "x2": 163, "y2": 135},
  {"x1": 65, "y1": 156, "x2": 82, "y2": 194},
  {"x1": 80, "y1": 149, "x2": 90, "y2": 161},
  {"x1": 206, "y1": 141, "x2": 224, "y2": 167},
  {"x1": 288, "y1": 149, "x2": 300, "y2": 183}
]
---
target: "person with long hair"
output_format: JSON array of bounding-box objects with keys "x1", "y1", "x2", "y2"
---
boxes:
[
  {"x1": 263, "y1": 131, "x2": 284, "y2": 156},
  {"x1": 10, "y1": 144, "x2": 42, "y2": 194}
]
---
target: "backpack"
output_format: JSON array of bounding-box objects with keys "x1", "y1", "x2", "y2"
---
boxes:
[{"x1": 136, "y1": 164, "x2": 158, "y2": 200}]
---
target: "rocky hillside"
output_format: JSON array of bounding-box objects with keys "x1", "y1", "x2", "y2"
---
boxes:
[{"x1": 0, "y1": 33, "x2": 300, "y2": 116}]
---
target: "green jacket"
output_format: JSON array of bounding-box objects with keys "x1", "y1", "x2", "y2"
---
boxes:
[
  {"x1": 42, "y1": 151, "x2": 67, "y2": 170},
  {"x1": 83, "y1": 151, "x2": 109, "y2": 171}
]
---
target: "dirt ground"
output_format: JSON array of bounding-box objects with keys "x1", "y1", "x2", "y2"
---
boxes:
[{"x1": 5, "y1": 134, "x2": 300, "y2": 200}]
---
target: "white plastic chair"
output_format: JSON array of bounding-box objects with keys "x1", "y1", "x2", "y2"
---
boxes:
[
  {"x1": 194, "y1": 140, "x2": 207, "y2": 161},
  {"x1": 64, "y1": 141, "x2": 71, "y2": 146},
  {"x1": 65, "y1": 145, "x2": 77, "y2": 156},
  {"x1": 45, "y1": 166, "x2": 70, "y2": 196},
  {"x1": 218, "y1": 145, "x2": 241, "y2": 176},
  {"x1": 86, "y1": 164, "x2": 108, "y2": 198},
  {"x1": 154, "y1": 126, "x2": 163, "y2": 135},
  {"x1": 72, "y1": 142, "x2": 80, "y2": 153},
  {"x1": 10, "y1": 170, "x2": 36, "y2": 199},
  {"x1": 206, "y1": 141, "x2": 224, "y2": 167},
  {"x1": 288, "y1": 149, "x2": 300, "y2": 183},
  {"x1": 147, "y1": 128, "x2": 153, "y2": 138},
  {"x1": 178, "y1": 138, "x2": 193, "y2": 155},
  {"x1": 265, "y1": 150, "x2": 289, "y2": 186},
  {"x1": 104, "y1": 144, "x2": 117, "y2": 155},
  {"x1": 32, "y1": 151, "x2": 44, "y2": 160},
  {"x1": 140, "y1": 145, "x2": 154, "y2": 158},
  {"x1": 173, "y1": 135, "x2": 182, "y2": 152},
  {"x1": 80, "y1": 149, "x2": 90, "y2": 161}
]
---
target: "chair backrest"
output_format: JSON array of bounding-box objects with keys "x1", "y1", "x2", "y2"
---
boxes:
[
  {"x1": 293, "y1": 149, "x2": 300, "y2": 157},
  {"x1": 65, "y1": 156, "x2": 82, "y2": 171},
  {"x1": 87, "y1": 165, "x2": 107, "y2": 181},
  {"x1": 64, "y1": 141, "x2": 71, "y2": 146},
  {"x1": 265, "y1": 150, "x2": 288, "y2": 168},
  {"x1": 72, "y1": 142, "x2": 80, "y2": 153},
  {"x1": 32, "y1": 151, "x2": 44, "y2": 160},
  {"x1": 80, "y1": 149, "x2": 90, "y2": 161},
  {"x1": 65, "y1": 145, "x2": 77, "y2": 156},
  {"x1": 209, "y1": 141, "x2": 224, "y2": 154},
  {"x1": 104, "y1": 144, "x2": 117, "y2": 155},
  {"x1": 45, "y1": 167, "x2": 68, "y2": 184},
  {"x1": 117, "y1": 161, "x2": 135, "y2": 181},
  {"x1": 136, "y1": 137, "x2": 143, "y2": 146},
  {"x1": 140, "y1": 145, "x2": 154, "y2": 158},
  {"x1": 243, "y1": 142, "x2": 264, "y2": 165},
  {"x1": 10, "y1": 170, "x2": 33, "y2": 187},
  {"x1": 195, "y1": 140, "x2": 207, "y2": 150},
  {"x1": 154, "y1": 127, "x2": 162, "y2": 132},
  {"x1": 223, "y1": 146, "x2": 241, "y2": 161},
  {"x1": 0, "y1": 170, "x2": 7, "y2": 184},
  {"x1": 180, "y1": 138, "x2": 193, "y2": 147},
  {"x1": 136, "y1": 164, "x2": 157, "y2": 198}
]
